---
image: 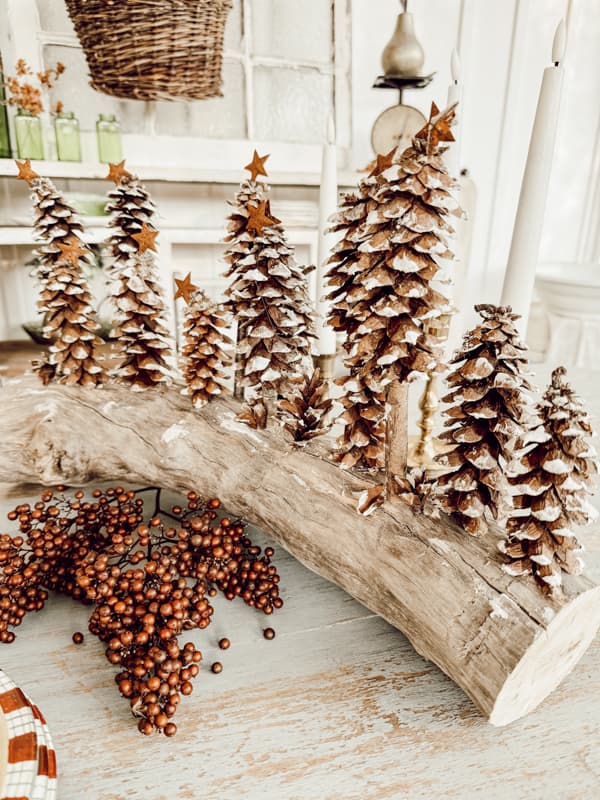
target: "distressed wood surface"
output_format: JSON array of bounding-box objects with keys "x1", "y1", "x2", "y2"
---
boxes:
[
  {"x1": 0, "y1": 377, "x2": 599, "y2": 737},
  {"x1": 0, "y1": 481, "x2": 599, "y2": 800}
]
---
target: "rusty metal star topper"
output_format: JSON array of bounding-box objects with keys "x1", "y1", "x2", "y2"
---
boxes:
[
  {"x1": 57, "y1": 237, "x2": 88, "y2": 267},
  {"x1": 174, "y1": 272, "x2": 198, "y2": 304},
  {"x1": 369, "y1": 147, "x2": 397, "y2": 177},
  {"x1": 15, "y1": 159, "x2": 39, "y2": 185},
  {"x1": 244, "y1": 150, "x2": 270, "y2": 182},
  {"x1": 414, "y1": 102, "x2": 456, "y2": 154},
  {"x1": 246, "y1": 199, "x2": 276, "y2": 234},
  {"x1": 132, "y1": 223, "x2": 158, "y2": 254},
  {"x1": 105, "y1": 160, "x2": 133, "y2": 185}
]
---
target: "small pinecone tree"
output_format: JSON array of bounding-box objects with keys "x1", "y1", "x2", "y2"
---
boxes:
[
  {"x1": 500, "y1": 367, "x2": 598, "y2": 592},
  {"x1": 279, "y1": 368, "x2": 333, "y2": 442},
  {"x1": 223, "y1": 167, "x2": 315, "y2": 402},
  {"x1": 434, "y1": 304, "x2": 533, "y2": 535},
  {"x1": 24, "y1": 173, "x2": 104, "y2": 386},
  {"x1": 106, "y1": 170, "x2": 175, "y2": 390},
  {"x1": 105, "y1": 170, "x2": 155, "y2": 280},
  {"x1": 181, "y1": 289, "x2": 233, "y2": 409},
  {"x1": 31, "y1": 177, "x2": 86, "y2": 285},
  {"x1": 325, "y1": 103, "x2": 460, "y2": 471}
]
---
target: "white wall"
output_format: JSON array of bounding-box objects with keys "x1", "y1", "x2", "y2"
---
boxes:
[{"x1": 351, "y1": 0, "x2": 597, "y2": 318}]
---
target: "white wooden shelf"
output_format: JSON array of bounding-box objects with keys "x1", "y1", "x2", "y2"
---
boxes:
[{"x1": 0, "y1": 159, "x2": 357, "y2": 188}]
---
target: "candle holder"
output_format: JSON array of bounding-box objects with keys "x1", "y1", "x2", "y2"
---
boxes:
[
  {"x1": 312, "y1": 352, "x2": 336, "y2": 384},
  {"x1": 409, "y1": 309, "x2": 454, "y2": 469}
]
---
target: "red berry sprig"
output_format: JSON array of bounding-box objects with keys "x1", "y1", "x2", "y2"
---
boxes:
[{"x1": 0, "y1": 486, "x2": 283, "y2": 736}]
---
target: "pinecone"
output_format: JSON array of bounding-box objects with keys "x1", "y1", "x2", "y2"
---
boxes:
[
  {"x1": 334, "y1": 374, "x2": 386, "y2": 470},
  {"x1": 26, "y1": 176, "x2": 105, "y2": 387},
  {"x1": 31, "y1": 177, "x2": 85, "y2": 285},
  {"x1": 105, "y1": 176, "x2": 156, "y2": 279},
  {"x1": 223, "y1": 180, "x2": 316, "y2": 400},
  {"x1": 237, "y1": 401, "x2": 268, "y2": 430},
  {"x1": 325, "y1": 103, "x2": 460, "y2": 470},
  {"x1": 279, "y1": 368, "x2": 333, "y2": 442},
  {"x1": 181, "y1": 290, "x2": 233, "y2": 409},
  {"x1": 106, "y1": 174, "x2": 175, "y2": 390},
  {"x1": 500, "y1": 366, "x2": 598, "y2": 593},
  {"x1": 434, "y1": 304, "x2": 533, "y2": 535}
]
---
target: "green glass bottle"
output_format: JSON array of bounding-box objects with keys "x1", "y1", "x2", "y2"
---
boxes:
[
  {"x1": 0, "y1": 53, "x2": 12, "y2": 158},
  {"x1": 15, "y1": 109, "x2": 44, "y2": 160},
  {"x1": 55, "y1": 111, "x2": 81, "y2": 162},
  {"x1": 96, "y1": 113, "x2": 123, "y2": 163}
]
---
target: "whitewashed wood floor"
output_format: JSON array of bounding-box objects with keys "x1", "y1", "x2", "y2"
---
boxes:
[{"x1": 0, "y1": 362, "x2": 599, "y2": 800}]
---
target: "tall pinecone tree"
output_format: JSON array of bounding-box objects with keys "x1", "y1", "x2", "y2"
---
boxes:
[
  {"x1": 104, "y1": 162, "x2": 175, "y2": 390},
  {"x1": 500, "y1": 367, "x2": 598, "y2": 592},
  {"x1": 180, "y1": 281, "x2": 233, "y2": 409},
  {"x1": 223, "y1": 151, "x2": 315, "y2": 403},
  {"x1": 434, "y1": 304, "x2": 533, "y2": 535},
  {"x1": 16, "y1": 160, "x2": 105, "y2": 386},
  {"x1": 325, "y1": 103, "x2": 460, "y2": 473}
]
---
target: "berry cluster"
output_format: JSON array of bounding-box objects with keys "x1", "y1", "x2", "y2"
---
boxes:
[{"x1": 0, "y1": 486, "x2": 282, "y2": 736}]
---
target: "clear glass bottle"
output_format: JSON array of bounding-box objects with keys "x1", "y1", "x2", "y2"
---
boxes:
[
  {"x1": 15, "y1": 109, "x2": 44, "y2": 160},
  {"x1": 0, "y1": 54, "x2": 12, "y2": 158},
  {"x1": 96, "y1": 113, "x2": 123, "y2": 163},
  {"x1": 54, "y1": 111, "x2": 81, "y2": 162}
]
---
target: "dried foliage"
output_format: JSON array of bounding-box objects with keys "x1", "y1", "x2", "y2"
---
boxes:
[{"x1": 3, "y1": 58, "x2": 65, "y2": 114}]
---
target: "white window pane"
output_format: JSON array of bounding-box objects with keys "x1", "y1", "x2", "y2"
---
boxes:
[
  {"x1": 36, "y1": 1, "x2": 75, "y2": 33},
  {"x1": 43, "y1": 45, "x2": 146, "y2": 133},
  {"x1": 155, "y1": 60, "x2": 245, "y2": 138},
  {"x1": 225, "y1": 0, "x2": 243, "y2": 51},
  {"x1": 253, "y1": 67, "x2": 331, "y2": 143},
  {"x1": 252, "y1": 0, "x2": 332, "y2": 63}
]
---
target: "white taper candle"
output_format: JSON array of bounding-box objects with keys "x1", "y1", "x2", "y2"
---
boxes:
[
  {"x1": 500, "y1": 20, "x2": 566, "y2": 334},
  {"x1": 316, "y1": 115, "x2": 338, "y2": 356}
]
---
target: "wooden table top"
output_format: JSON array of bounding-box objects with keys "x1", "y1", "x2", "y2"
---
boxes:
[{"x1": 0, "y1": 478, "x2": 599, "y2": 800}]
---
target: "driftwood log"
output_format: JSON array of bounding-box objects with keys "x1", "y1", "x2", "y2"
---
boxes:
[{"x1": 1, "y1": 377, "x2": 599, "y2": 727}]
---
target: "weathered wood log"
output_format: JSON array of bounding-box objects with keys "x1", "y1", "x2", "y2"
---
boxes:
[{"x1": 1, "y1": 376, "x2": 599, "y2": 727}]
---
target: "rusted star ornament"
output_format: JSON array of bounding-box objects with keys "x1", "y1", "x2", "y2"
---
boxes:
[
  {"x1": 15, "y1": 159, "x2": 39, "y2": 185},
  {"x1": 244, "y1": 150, "x2": 269, "y2": 182},
  {"x1": 132, "y1": 223, "x2": 158, "y2": 254},
  {"x1": 57, "y1": 237, "x2": 88, "y2": 267},
  {"x1": 105, "y1": 160, "x2": 132, "y2": 185},
  {"x1": 174, "y1": 272, "x2": 198, "y2": 304},
  {"x1": 415, "y1": 101, "x2": 455, "y2": 154},
  {"x1": 369, "y1": 147, "x2": 396, "y2": 177},
  {"x1": 246, "y1": 200, "x2": 276, "y2": 233}
]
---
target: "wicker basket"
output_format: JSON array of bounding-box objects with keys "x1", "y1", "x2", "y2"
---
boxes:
[{"x1": 65, "y1": 0, "x2": 233, "y2": 101}]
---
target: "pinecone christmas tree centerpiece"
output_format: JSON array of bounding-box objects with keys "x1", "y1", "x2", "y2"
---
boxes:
[
  {"x1": 104, "y1": 161, "x2": 176, "y2": 390},
  {"x1": 223, "y1": 152, "x2": 316, "y2": 407},
  {"x1": 434, "y1": 303, "x2": 533, "y2": 535},
  {"x1": 17, "y1": 160, "x2": 105, "y2": 386},
  {"x1": 178, "y1": 274, "x2": 233, "y2": 409},
  {"x1": 500, "y1": 366, "x2": 598, "y2": 593},
  {"x1": 325, "y1": 103, "x2": 461, "y2": 486}
]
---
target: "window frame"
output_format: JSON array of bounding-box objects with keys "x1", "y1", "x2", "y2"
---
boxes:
[{"x1": 2, "y1": 0, "x2": 352, "y2": 178}]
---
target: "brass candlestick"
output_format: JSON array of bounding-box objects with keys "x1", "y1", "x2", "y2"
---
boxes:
[
  {"x1": 313, "y1": 352, "x2": 336, "y2": 384},
  {"x1": 409, "y1": 308, "x2": 455, "y2": 469},
  {"x1": 410, "y1": 373, "x2": 439, "y2": 467}
]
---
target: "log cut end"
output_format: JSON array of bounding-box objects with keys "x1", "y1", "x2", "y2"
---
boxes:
[{"x1": 489, "y1": 584, "x2": 600, "y2": 726}]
